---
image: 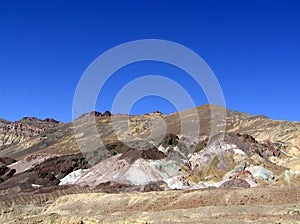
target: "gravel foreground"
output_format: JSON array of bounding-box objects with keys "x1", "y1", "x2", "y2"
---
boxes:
[{"x1": 1, "y1": 186, "x2": 299, "y2": 223}]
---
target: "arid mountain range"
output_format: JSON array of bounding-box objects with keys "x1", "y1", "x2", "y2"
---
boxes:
[{"x1": 0, "y1": 105, "x2": 299, "y2": 223}]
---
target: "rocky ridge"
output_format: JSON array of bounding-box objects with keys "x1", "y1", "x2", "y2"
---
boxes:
[{"x1": 0, "y1": 117, "x2": 63, "y2": 147}]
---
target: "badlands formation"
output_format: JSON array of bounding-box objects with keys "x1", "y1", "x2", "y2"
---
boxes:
[{"x1": 0, "y1": 105, "x2": 299, "y2": 223}]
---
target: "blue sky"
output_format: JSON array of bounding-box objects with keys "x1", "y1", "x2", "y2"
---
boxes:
[{"x1": 0, "y1": 0, "x2": 299, "y2": 122}]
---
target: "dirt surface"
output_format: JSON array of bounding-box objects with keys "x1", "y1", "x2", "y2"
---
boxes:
[{"x1": 0, "y1": 186, "x2": 299, "y2": 223}]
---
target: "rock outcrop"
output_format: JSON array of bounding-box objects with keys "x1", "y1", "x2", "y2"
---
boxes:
[{"x1": 0, "y1": 117, "x2": 63, "y2": 147}]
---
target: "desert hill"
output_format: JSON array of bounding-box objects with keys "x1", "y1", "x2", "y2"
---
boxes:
[{"x1": 0, "y1": 105, "x2": 299, "y2": 223}]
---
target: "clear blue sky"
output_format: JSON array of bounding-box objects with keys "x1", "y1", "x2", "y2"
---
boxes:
[{"x1": 0, "y1": 0, "x2": 299, "y2": 122}]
